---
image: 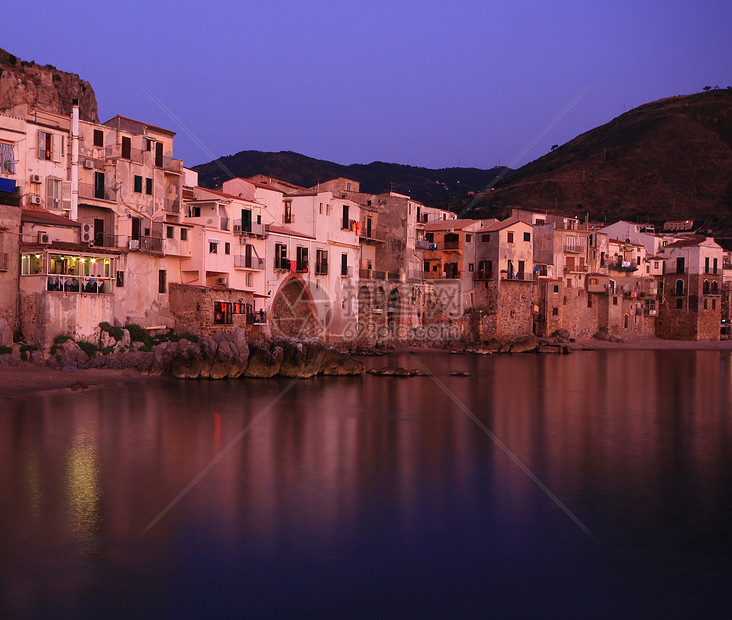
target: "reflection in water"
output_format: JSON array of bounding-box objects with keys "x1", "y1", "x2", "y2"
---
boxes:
[
  {"x1": 0, "y1": 350, "x2": 731, "y2": 617},
  {"x1": 65, "y1": 429, "x2": 101, "y2": 539}
]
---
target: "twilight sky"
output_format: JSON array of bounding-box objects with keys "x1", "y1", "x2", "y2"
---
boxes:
[{"x1": 4, "y1": 1, "x2": 731, "y2": 171}]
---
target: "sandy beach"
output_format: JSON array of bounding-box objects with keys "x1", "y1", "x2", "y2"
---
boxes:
[{"x1": 0, "y1": 367, "x2": 166, "y2": 399}]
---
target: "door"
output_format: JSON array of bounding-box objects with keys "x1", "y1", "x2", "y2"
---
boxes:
[
  {"x1": 94, "y1": 218, "x2": 105, "y2": 247},
  {"x1": 241, "y1": 209, "x2": 252, "y2": 232}
]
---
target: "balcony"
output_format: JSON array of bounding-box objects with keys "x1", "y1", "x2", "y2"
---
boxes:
[
  {"x1": 128, "y1": 236, "x2": 163, "y2": 252},
  {"x1": 564, "y1": 244, "x2": 584, "y2": 254},
  {"x1": 79, "y1": 182, "x2": 116, "y2": 202},
  {"x1": 359, "y1": 227, "x2": 385, "y2": 243},
  {"x1": 501, "y1": 271, "x2": 535, "y2": 282},
  {"x1": 415, "y1": 239, "x2": 432, "y2": 250},
  {"x1": 105, "y1": 144, "x2": 144, "y2": 163},
  {"x1": 161, "y1": 157, "x2": 183, "y2": 173},
  {"x1": 234, "y1": 255, "x2": 264, "y2": 270},
  {"x1": 473, "y1": 270, "x2": 494, "y2": 281},
  {"x1": 219, "y1": 217, "x2": 230, "y2": 231},
  {"x1": 607, "y1": 259, "x2": 638, "y2": 272},
  {"x1": 232, "y1": 220, "x2": 267, "y2": 237}
]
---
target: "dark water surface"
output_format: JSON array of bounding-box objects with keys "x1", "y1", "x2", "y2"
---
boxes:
[{"x1": 1, "y1": 350, "x2": 731, "y2": 618}]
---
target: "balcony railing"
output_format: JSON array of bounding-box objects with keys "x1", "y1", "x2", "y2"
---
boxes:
[
  {"x1": 564, "y1": 244, "x2": 584, "y2": 253},
  {"x1": 232, "y1": 220, "x2": 266, "y2": 236},
  {"x1": 474, "y1": 270, "x2": 494, "y2": 281},
  {"x1": 46, "y1": 274, "x2": 115, "y2": 294},
  {"x1": 161, "y1": 157, "x2": 183, "y2": 173},
  {"x1": 501, "y1": 271, "x2": 535, "y2": 281},
  {"x1": 105, "y1": 144, "x2": 144, "y2": 163},
  {"x1": 79, "y1": 182, "x2": 117, "y2": 202},
  {"x1": 128, "y1": 236, "x2": 163, "y2": 252},
  {"x1": 415, "y1": 239, "x2": 432, "y2": 250},
  {"x1": 359, "y1": 227, "x2": 385, "y2": 242},
  {"x1": 234, "y1": 255, "x2": 264, "y2": 270},
  {"x1": 607, "y1": 260, "x2": 638, "y2": 272}
]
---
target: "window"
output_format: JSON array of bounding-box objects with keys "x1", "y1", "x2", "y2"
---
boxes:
[
  {"x1": 482, "y1": 233, "x2": 490, "y2": 242},
  {"x1": 319, "y1": 203, "x2": 323, "y2": 215},
  {"x1": 675, "y1": 279, "x2": 684, "y2": 296},
  {"x1": 225, "y1": 242, "x2": 230, "y2": 255},
  {"x1": 507, "y1": 232, "x2": 514, "y2": 243},
  {"x1": 122, "y1": 136, "x2": 131, "y2": 159},
  {"x1": 676, "y1": 298, "x2": 683, "y2": 309},
  {"x1": 134, "y1": 175, "x2": 143, "y2": 193},
  {"x1": 712, "y1": 298, "x2": 716, "y2": 310},
  {"x1": 704, "y1": 299, "x2": 708, "y2": 310},
  {"x1": 316, "y1": 249, "x2": 328, "y2": 275},
  {"x1": 241, "y1": 209, "x2": 252, "y2": 232},
  {"x1": 705, "y1": 257, "x2": 710, "y2": 274},
  {"x1": 166, "y1": 226, "x2": 174, "y2": 239},
  {"x1": 189, "y1": 206, "x2": 201, "y2": 218},
  {"x1": 93, "y1": 130, "x2": 104, "y2": 147},
  {"x1": 94, "y1": 171, "x2": 105, "y2": 199},
  {"x1": 423, "y1": 260, "x2": 430, "y2": 273},
  {"x1": 342, "y1": 205, "x2": 350, "y2": 230},
  {"x1": 552, "y1": 307, "x2": 559, "y2": 316},
  {"x1": 155, "y1": 142, "x2": 163, "y2": 167},
  {"x1": 38, "y1": 131, "x2": 53, "y2": 161},
  {"x1": 214, "y1": 301, "x2": 232, "y2": 324},
  {"x1": 145, "y1": 138, "x2": 153, "y2": 152},
  {"x1": 145, "y1": 178, "x2": 153, "y2": 195},
  {"x1": 468, "y1": 263, "x2": 474, "y2": 272},
  {"x1": 275, "y1": 243, "x2": 288, "y2": 269},
  {"x1": 46, "y1": 177, "x2": 62, "y2": 210},
  {"x1": 246, "y1": 273, "x2": 254, "y2": 287},
  {"x1": 676, "y1": 257, "x2": 685, "y2": 274},
  {"x1": 426, "y1": 232, "x2": 434, "y2": 242},
  {"x1": 295, "y1": 246, "x2": 308, "y2": 272},
  {"x1": 158, "y1": 269, "x2": 166, "y2": 294},
  {"x1": 553, "y1": 284, "x2": 559, "y2": 293},
  {"x1": 341, "y1": 253, "x2": 348, "y2": 276},
  {"x1": 466, "y1": 234, "x2": 472, "y2": 243},
  {"x1": 283, "y1": 201, "x2": 293, "y2": 224},
  {"x1": 444, "y1": 233, "x2": 459, "y2": 249},
  {"x1": 209, "y1": 241, "x2": 218, "y2": 253},
  {"x1": 613, "y1": 296, "x2": 618, "y2": 306},
  {"x1": 116, "y1": 271, "x2": 125, "y2": 287},
  {"x1": 180, "y1": 228, "x2": 188, "y2": 241},
  {"x1": 524, "y1": 232, "x2": 531, "y2": 242}
]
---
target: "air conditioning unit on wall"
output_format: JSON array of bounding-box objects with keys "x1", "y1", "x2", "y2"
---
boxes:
[
  {"x1": 30, "y1": 173, "x2": 42, "y2": 184},
  {"x1": 83, "y1": 159, "x2": 94, "y2": 169},
  {"x1": 38, "y1": 232, "x2": 50, "y2": 244},
  {"x1": 217, "y1": 277, "x2": 228, "y2": 286}
]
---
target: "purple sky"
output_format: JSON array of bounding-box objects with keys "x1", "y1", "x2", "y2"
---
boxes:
[{"x1": 4, "y1": 1, "x2": 731, "y2": 171}]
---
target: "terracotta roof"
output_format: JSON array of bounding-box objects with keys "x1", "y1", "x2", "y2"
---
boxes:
[
  {"x1": 425, "y1": 218, "x2": 481, "y2": 231},
  {"x1": 664, "y1": 236, "x2": 709, "y2": 248},
  {"x1": 22, "y1": 209, "x2": 80, "y2": 227}
]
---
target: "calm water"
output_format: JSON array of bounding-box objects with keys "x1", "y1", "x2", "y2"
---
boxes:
[{"x1": 1, "y1": 350, "x2": 731, "y2": 618}]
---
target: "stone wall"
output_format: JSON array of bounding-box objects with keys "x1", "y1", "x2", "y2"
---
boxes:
[{"x1": 169, "y1": 284, "x2": 254, "y2": 338}]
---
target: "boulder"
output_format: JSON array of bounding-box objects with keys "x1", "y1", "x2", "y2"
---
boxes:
[
  {"x1": 170, "y1": 340, "x2": 203, "y2": 379},
  {"x1": 60, "y1": 340, "x2": 89, "y2": 369},
  {"x1": 210, "y1": 340, "x2": 236, "y2": 379},
  {"x1": 320, "y1": 348, "x2": 366, "y2": 376},
  {"x1": 510, "y1": 335, "x2": 538, "y2": 353},
  {"x1": 244, "y1": 341, "x2": 284, "y2": 378},
  {"x1": 368, "y1": 366, "x2": 418, "y2": 377},
  {"x1": 197, "y1": 337, "x2": 218, "y2": 379},
  {"x1": 277, "y1": 339, "x2": 327, "y2": 378}
]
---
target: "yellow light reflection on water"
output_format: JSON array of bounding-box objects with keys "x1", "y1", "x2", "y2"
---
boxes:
[{"x1": 65, "y1": 431, "x2": 101, "y2": 538}]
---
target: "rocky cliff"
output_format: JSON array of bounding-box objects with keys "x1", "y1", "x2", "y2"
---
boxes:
[{"x1": 0, "y1": 48, "x2": 98, "y2": 122}]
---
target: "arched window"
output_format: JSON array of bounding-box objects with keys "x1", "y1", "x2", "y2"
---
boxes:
[
  {"x1": 675, "y1": 279, "x2": 684, "y2": 296},
  {"x1": 703, "y1": 280, "x2": 710, "y2": 294},
  {"x1": 711, "y1": 281, "x2": 719, "y2": 294}
]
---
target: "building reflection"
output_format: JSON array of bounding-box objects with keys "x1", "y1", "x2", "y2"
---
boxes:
[{"x1": 0, "y1": 351, "x2": 731, "y2": 614}]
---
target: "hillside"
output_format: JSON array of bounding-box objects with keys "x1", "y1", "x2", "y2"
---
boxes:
[
  {"x1": 194, "y1": 150, "x2": 507, "y2": 208},
  {"x1": 464, "y1": 90, "x2": 732, "y2": 234},
  {"x1": 0, "y1": 48, "x2": 98, "y2": 122}
]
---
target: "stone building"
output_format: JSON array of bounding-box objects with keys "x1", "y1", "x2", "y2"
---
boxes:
[{"x1": 656, "y1": 237, "x2": 724, "y2": 340}]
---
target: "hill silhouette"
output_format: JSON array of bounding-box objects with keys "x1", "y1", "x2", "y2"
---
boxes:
[
  {"x1": 464, "y1": 89, "x2": 732, "y2": 235},
  {"x1": 193, "y1": 150, "x2": 507, "y2": 208}
]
